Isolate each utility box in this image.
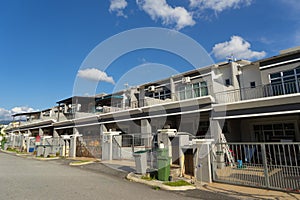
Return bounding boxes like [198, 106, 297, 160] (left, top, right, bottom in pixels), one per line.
[157, 148, 171, 181]
[43, 146, 51, 158]
[133, 150, 148, 174]
[36, 146, 44, 157]
[102, 131, 121, 160]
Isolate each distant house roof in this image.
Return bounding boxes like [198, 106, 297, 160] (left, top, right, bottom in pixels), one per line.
[12, 111, 41, 117]
[12, 108, 51, 117]
[56, 96, 98, 104]
[56, 95, 123, 105]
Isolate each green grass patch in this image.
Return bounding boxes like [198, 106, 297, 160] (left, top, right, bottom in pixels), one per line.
[163, 180, 192, 187]
[152, 186, 160, 190]
[141, 176, 154, 181]
[6, 147, 21, 154]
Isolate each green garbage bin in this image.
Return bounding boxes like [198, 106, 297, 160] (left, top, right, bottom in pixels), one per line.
[157, 148, 171, 181]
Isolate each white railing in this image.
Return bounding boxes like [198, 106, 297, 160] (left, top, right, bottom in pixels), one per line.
[215, 81, 300, 103]
[213, 142, 300, 193]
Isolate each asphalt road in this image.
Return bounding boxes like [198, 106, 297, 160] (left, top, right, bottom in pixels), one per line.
[0, 152, 238, 200]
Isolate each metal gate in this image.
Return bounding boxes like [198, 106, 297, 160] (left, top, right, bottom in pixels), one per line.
[212, 142, 300, 193]
[112, 133, 152, 160]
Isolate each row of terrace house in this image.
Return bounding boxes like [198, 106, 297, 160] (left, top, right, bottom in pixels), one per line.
[4, 46, 300, 189]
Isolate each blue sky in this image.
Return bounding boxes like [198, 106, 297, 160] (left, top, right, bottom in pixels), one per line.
[0, 0, 299, 120]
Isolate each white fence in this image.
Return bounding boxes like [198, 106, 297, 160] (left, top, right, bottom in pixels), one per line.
[212, 142, 300, 193]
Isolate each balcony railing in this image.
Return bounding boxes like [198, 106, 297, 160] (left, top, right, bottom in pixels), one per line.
[215, 81, 300, 103]
[15, 116, 58, 126]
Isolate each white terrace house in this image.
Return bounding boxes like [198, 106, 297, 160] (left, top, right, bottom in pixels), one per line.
[4, 46, 300, 191]
[5, 46, 300, 157]
[213, 46, 300, 143]
[4, 108, 58, 152]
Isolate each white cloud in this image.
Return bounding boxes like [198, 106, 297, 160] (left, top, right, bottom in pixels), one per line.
[136, 0, 195, 30]
[11, 106, 35, 114]
[0, 108, 13, 121]
[280, 0, 300, 11]
[0, 106, 37, 121]
[78, 68, 115, 84]
[212, 35, 266, 60]
[189, 0, 252, 12]
[109, 0, 128, 17]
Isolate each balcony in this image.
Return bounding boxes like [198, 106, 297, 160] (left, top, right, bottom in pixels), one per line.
[140, 97, 173, 107]
[215, 81, 300, 103]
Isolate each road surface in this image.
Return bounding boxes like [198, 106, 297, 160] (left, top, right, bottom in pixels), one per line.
[0, 152, 237, 200]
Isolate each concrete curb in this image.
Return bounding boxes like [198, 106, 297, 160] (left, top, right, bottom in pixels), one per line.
[69, 161, 95, 166]
[33, 157, 60, 161]
[16, 153, 34, 156]
[126, 172, 196, 191]
[0, 149, 17, 154]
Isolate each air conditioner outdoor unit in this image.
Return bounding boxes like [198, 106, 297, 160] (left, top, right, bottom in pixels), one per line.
[157, 129, 178, 137]
[182, 77, 191, 84]
[148, 85, 156, 92]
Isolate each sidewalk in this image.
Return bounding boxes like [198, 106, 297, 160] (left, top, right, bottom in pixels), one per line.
[100, 159, 300, 200]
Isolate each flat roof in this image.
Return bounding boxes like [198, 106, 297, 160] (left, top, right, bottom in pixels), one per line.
[57, 95, 123, 104]
[12, 108, 51, 117]
[56, 96, 98, 104]
[12, 111, 40, 117]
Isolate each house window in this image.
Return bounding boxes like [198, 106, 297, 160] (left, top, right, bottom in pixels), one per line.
[200, 82, 208, 96]
[269, 67, 300, 95]
[225, 79, 231, 86]
[253, 123, 295, 142]
[149, 89, 171, 100]
[250, 81, 256, 88]
[177, 81, 208, 100]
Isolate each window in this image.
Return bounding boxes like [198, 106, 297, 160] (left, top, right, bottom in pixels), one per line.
[186, 84, 193, 99]
[177, 81, 208, 100]
[269, 67, 300, 95]
[253, 123, 295, 142]
[250, 81, 256, 88]
[201, 82, 208, 96]
[225, 79, 231, 86]
[149, 88, 171, 100]
[270, 72, 281, 79]
[193, 83, 200, 97]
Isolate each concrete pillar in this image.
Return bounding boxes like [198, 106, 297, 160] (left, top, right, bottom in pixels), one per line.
[53, 129, 59, 137]
[39, 128, 44, 136]
[52, 129, 60, 155]
[210, 119, 224, 169]
[26, 136, 31, 153]
[100, 124, 107, 138]
[60, 139, 70, 157]
[28, 129, 32, 136]
[69, 136, 76, 158]
[26, 130, 32, 153]
[21, 134, 26, 151]
[170, 77, 176, 101]
[122, 93, 126, 109]
[11, 133, 16, 148]
[209, 118, 222, 143]
[141, 119, 152, 148]
[69, 127, 79, 158]
[195, 140, 214, 184]
[139, 87, 145, 107]
[100, 124, 110, 160]
[64, 104, 68, 113]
